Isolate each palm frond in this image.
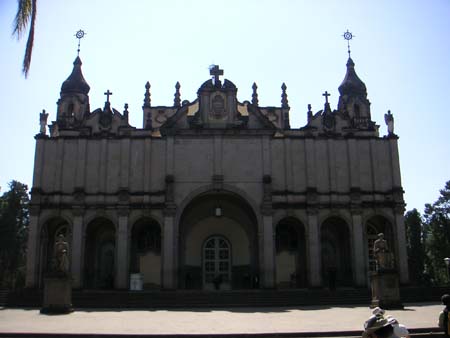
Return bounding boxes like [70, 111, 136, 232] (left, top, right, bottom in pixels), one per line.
[21, 0, 36, 77]
[12, 0, 33, 39]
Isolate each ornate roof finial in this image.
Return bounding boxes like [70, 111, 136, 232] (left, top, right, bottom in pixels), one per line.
[342, 29, 354, 58]
[307, 104, 313, 122]
[322, 91, 331, 113]
[281, 83, 289, 108]
[74, 29, 86, 57]
[174, 81, 181, 107]
[143, 81, 151, 108]
[104, 89, 113, 110]
[123, 103, 129, 120]
[252, 82, 259, 106]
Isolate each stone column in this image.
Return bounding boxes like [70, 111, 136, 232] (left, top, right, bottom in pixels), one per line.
[116, 208, 129, 289]
[351, 209, 366, 286]
[261, 213, 275, 288]
[162, 208, 176, 289]
[394, 206, 409, 284]
[25, 206, 40, 288]
[71, 208, 84, 288]
[307, 209, 321, 287]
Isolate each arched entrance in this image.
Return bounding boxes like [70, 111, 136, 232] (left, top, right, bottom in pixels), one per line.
[130, 218, 162, 289]
[321, 217, 352, 288]
[84, 218, 116, 289]
[179, 191, 258, 290]
[275, 218, 307, 288]
[38, 217, 71, 288]
[366, 216, 394, 272]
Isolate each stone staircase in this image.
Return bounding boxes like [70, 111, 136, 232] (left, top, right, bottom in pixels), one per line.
[7, 288, 370, 308]
[6, 286, 449, 309]
[0, 288, 9, 307]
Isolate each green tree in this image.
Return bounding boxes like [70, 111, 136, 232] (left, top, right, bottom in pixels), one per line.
[12, 0, 37, 77]
[423, 180, 450, 284]
[405, 208, 425, 284]
[0, 181, 29, 288]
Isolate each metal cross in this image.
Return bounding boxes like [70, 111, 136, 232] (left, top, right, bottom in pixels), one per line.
[104, 90, 113, 103]
[209, 65, 224, 84]
[342, 29, 355, 58]
[322, 91, 331, 104]
[74, 29, 86, 56]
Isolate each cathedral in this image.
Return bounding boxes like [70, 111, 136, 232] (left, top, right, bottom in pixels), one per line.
[25, 51, 408, 291]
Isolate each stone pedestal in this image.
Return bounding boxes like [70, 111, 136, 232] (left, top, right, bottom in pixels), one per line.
[370, 270, 403, 309]
[41, 276, 73, 314]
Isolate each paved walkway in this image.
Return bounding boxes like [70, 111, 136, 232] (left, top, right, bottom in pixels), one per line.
[0, 303, 442, 335]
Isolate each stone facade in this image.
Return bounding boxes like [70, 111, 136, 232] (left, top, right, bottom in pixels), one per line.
[26, 58, 408, 291]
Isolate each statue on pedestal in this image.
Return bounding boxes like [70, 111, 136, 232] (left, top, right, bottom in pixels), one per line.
[373, 233, 393, 270]
[53, 234, 69, 274]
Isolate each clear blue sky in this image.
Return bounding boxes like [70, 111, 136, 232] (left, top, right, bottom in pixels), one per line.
[1, 0, 449, 213]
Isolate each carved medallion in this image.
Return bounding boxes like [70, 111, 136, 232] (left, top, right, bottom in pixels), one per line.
[210, 93, 227, 120]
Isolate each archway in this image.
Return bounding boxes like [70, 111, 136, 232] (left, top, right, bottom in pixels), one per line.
[321, 217, 352, 288]
[275, 218, 307, 288]
[38, 217, 71, 288]
[366, 216, 394, 272]
[84, 218, 116, 289]
[130, 218, 162, 289]
[179, 191, 258, 290]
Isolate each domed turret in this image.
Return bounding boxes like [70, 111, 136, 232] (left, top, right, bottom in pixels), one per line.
[60, 56, 90, 95]
[338, 57, 367, 97]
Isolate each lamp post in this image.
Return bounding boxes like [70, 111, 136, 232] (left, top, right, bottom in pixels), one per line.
[444, 257, 450, 283]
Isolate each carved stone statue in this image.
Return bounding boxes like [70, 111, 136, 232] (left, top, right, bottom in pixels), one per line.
[40, 109, 49, 135]
[384, 110, 394, 135]
[53, 234, 69, 274]
[373, 233, 393, 270]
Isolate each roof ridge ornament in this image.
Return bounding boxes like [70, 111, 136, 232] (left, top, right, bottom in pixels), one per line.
[342, 29, 354, 58]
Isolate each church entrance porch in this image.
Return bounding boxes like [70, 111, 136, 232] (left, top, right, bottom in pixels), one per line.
[178, 191, 259, 290]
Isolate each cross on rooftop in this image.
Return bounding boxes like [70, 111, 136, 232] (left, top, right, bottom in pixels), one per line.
[210, 65, 224, 84]
[322, 91, 331, 104]
[104, 90, 113, 103]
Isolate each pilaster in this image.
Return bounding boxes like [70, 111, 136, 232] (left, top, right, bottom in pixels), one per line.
[307, 208, 321, 287]
[25, 206, 40, 288]
[394, 205, 409, 284]
[116, 208, 129, 289]
[162, 207, 176, 289]
[71, 208, 85, 288]
[351, 208, 366, 286]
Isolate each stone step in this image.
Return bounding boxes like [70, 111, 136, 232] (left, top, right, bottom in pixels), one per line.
[0, 288, 9, 307]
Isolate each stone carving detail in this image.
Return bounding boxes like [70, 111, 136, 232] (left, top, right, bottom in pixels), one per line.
[53, 234, 69, 274]
[373, 233, 394, 270]
[210, 94, 226, 120]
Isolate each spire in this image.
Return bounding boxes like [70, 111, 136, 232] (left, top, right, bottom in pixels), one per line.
[281, 83, 289, 108]
[338, 57, 367, 98]
[143, 81, 151, 108]
[60, 56, 90, 95]
[174, 81, 181, 107]
[252, 82, 259, 106]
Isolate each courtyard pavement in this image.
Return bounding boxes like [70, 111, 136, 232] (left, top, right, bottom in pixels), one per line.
[0, 303, 442, 335]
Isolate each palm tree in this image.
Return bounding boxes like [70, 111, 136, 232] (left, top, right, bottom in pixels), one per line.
[12, 0, 37, 78]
